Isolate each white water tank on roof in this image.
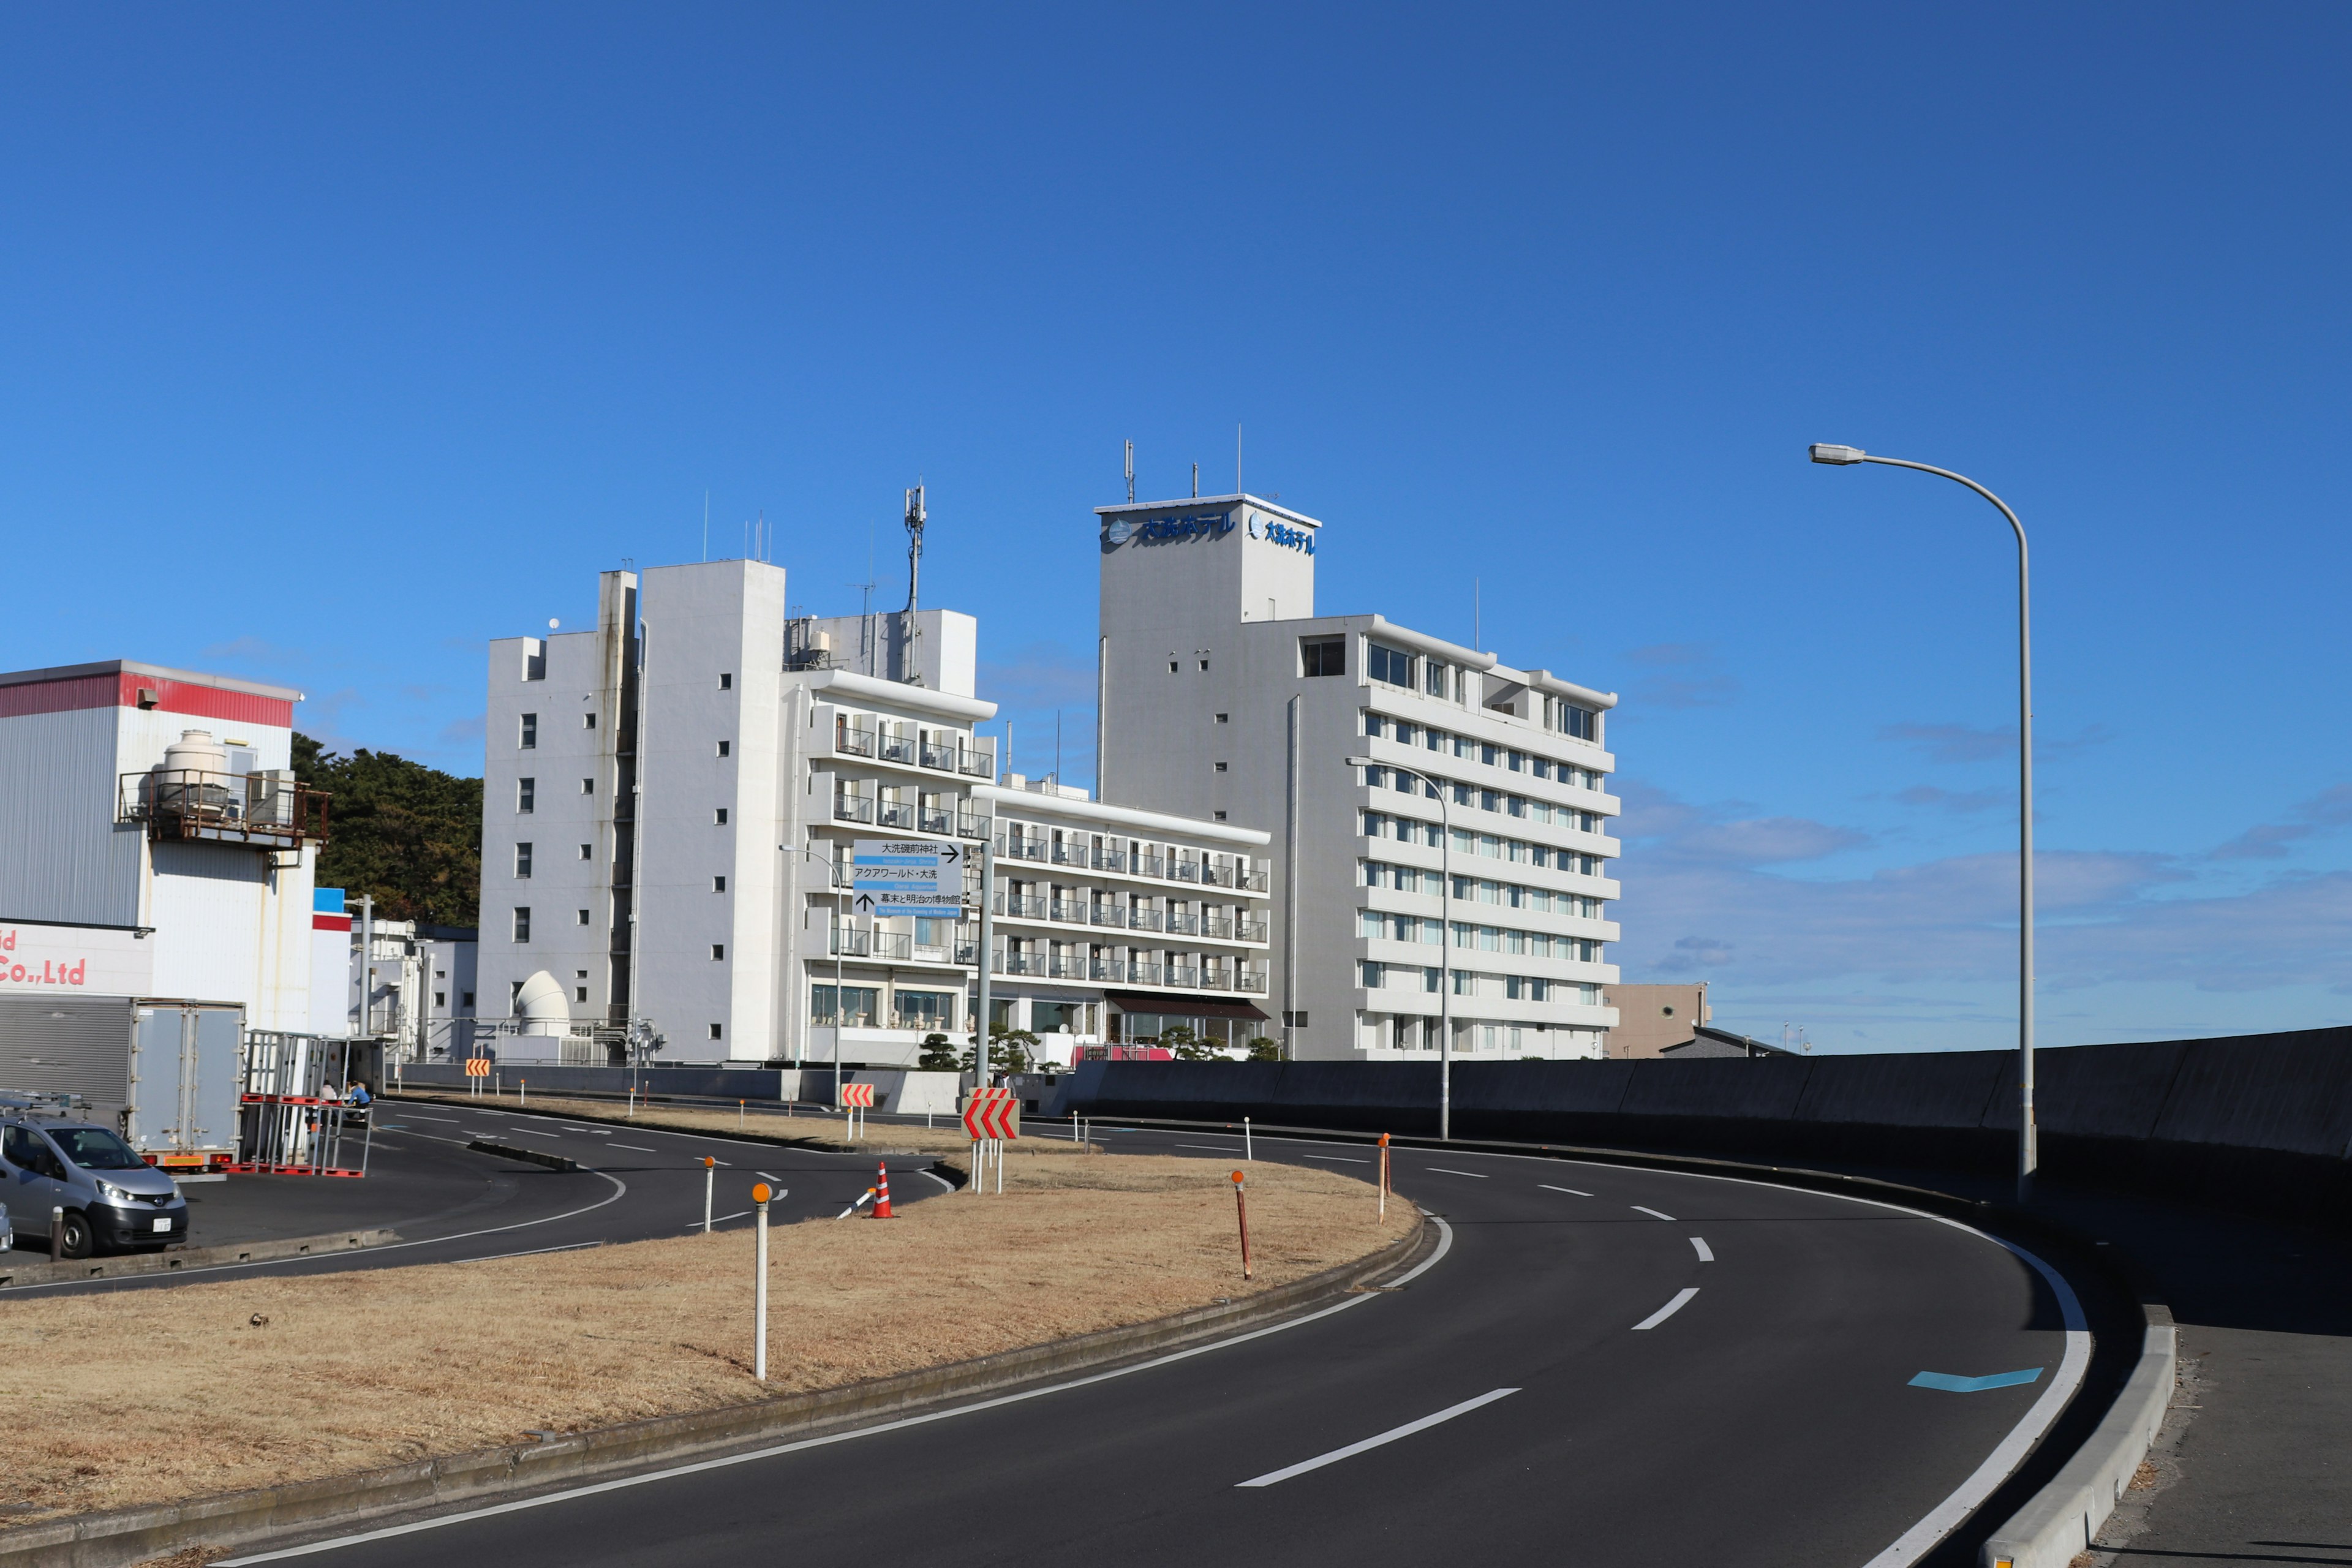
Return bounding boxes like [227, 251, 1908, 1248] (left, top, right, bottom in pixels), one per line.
[515, 970, 571, 1036]
[154, 729, 234, 818]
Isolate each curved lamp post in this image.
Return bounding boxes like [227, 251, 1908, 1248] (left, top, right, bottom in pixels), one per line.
[1808, 443, 2037, 1204]
[1347, 753, 1452, 1140]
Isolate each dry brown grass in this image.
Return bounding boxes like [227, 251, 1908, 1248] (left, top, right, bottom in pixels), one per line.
[0, 1153, 1409, 1524]
[390, 1088, 1095, 1158]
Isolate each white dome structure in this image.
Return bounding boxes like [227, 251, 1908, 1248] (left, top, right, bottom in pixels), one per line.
[514, 970, 571, 1036]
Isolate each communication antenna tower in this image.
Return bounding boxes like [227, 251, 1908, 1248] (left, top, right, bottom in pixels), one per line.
[1124, 439, 1134, 503]
[902, 481, 927, 686]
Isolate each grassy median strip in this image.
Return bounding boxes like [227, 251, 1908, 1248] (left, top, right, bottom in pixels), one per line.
[0, 1153, 1408, 1525]
[388, 1088, 1090, 1159]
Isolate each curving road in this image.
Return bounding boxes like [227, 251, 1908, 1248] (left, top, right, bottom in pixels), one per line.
[217, 1124, 2089, 1568]
[3, 1101, 943, 1298]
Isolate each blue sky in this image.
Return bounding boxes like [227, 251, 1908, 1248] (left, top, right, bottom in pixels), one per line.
[4, 4, 2346, 1051]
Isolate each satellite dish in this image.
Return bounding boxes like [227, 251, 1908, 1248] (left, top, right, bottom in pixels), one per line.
[548, 619, 560, 630]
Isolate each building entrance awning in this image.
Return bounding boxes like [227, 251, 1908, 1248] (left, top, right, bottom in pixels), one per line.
[1102, 990, 1270, 1022]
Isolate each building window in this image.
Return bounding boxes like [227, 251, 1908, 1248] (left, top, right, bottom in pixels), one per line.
[718, 673, 732, 690]
[714, 807, 729, 825]
[1169, 657, 1180, 673]
[1213, 810, 1227, 820]
[1215, 713, 1229, 723]
[1199, 657, 1210, 671]
[1300, 637, 1344, 677]
[512, 907, 531, 941]
[519, 714, 537, 748]
[1359, 960, 1384, 989]
[712, 875, 727, 892]
[711, 944, 725, 960]
[514, 842, 533, 877]
[1368, 643, 1412, 687]
[583, 712, 597, 729]
[576, 986, 589, 1002]
[1425, 661, 1449, 698]
[580, 777, 594, 795]
[576, 909, 590, 925]
[1556, 702, 1598, 741]
[462, 990, 475, 1008]
[709, 1022, 723, 1040]
[812, 985, 878, 1026]
[579, 843, 593, 859]
[1214, 761, 1227, 772]
[434, 990, 446, 1008]
[717, 740, 731, 757]
[517, 777, 535, 813]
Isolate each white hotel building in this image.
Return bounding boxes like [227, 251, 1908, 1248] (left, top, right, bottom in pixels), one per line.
[1093, 494, 1622, 1061]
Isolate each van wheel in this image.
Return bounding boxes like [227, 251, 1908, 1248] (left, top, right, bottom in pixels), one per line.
[56, 1210, 93, 1261]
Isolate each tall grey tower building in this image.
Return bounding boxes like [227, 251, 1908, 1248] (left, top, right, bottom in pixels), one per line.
[1094, 494, 1623, 1061]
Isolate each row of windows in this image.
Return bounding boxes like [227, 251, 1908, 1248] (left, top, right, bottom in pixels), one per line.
[1360, 768, 1611, 830]
[514, 712, 600, 748]
[511, 842, 605, 876]
[810, 984, 957, 1030]
[1362, 712, 1607, 786]
[1357, 911, 1607, 957]
[510, 907, 594, 941]
[1362, 810, 1606, 862]
[1356, 962, 1603, 1002]
[1362, 859, 1607, 905]
[1366, 1014, 1598, 1053]
[512, 777, 600, 811]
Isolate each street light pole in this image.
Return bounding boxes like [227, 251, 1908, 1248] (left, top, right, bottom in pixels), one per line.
[1809, 444, 2036, 1202]
[1348, 753, 1451, 1140]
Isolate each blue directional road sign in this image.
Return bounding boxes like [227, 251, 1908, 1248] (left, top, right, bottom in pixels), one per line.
[850, 839, 965, 918]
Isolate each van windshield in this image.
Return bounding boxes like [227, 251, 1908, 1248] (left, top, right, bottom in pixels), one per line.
[50, 1128, 148, 1171]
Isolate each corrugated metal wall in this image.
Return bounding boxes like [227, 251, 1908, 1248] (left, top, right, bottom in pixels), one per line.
[0, 995, 135, 1109]
[0, 707, 143, 925]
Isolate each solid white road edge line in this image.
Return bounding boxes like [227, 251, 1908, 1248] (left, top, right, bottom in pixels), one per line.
[1631, 1287, 1700, 1330]
[0, 1171, 631, 1295]
[1689, 1237, 1713, 1262]
[214, 1215, 1457, 1565]
[1235, 1388, 1521, 1488]
[1857, 1239, 2090, 1567]
[919, 1169, 955, 1189]
[1631, 1205, 1676, 1221]
[1239, 1133, 2095, 1568]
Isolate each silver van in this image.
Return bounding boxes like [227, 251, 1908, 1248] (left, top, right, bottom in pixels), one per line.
[0, 1117, 188, 1259]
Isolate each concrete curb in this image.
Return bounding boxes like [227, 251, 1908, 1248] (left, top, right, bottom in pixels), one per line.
[0, 1212, 1428, 1568]
[464, 1140, 579, 1173]
[0, 1228, 401, 1291]
[1978, 1305, 2177, 1568]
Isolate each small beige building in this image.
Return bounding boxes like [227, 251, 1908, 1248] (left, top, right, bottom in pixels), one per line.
[1600, 982, 1711, 1058]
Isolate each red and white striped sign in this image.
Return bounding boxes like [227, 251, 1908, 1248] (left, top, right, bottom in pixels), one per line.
[962, 1087, 1019, 1140]
[841, 1082, 876, 1109]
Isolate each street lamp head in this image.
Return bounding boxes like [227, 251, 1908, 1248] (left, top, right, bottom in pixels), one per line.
[1343, 755, 1375, 770]
[1809, 443, 1868, 465]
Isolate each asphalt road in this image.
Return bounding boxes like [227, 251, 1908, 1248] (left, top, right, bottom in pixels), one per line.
[2, 1103, 943, 1298]
[221, 1125, 2090, 1568]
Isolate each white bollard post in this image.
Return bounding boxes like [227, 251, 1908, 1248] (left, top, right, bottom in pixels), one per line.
[1245, 1116, 1253, 1163]
[703, 1156, 715, 1234]
[752, 1182, 774, 1382]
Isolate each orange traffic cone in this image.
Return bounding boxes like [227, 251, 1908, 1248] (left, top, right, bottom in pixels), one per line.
[870, 1161, 896, 1218]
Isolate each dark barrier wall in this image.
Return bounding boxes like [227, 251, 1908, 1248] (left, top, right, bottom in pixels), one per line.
[1063, 1027, 2352, 1219]
[396, 1063, 793, 1101]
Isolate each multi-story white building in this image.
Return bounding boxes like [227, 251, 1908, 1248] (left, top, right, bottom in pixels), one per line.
[974, 775, 1273, 1055]
[477, 558, 1280, 1069]
[1093, 494, 1623, 1061]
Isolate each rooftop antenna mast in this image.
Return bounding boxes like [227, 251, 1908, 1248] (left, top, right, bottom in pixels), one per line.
[1124, 440, 1134, 503]
[902, 481, 927, 686]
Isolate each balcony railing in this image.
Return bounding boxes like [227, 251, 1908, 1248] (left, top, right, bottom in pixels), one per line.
[120, 769, 330, 850]
[832, 790, 876, 825]
[988, 836, 1269, 894]
[833, 791, 991, 841]
[995, 893, 1048, 920]
[835, 720, 996, 779]
[829, 925, 978, 965]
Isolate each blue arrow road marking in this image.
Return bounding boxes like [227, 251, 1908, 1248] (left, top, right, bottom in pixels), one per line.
[1909, 1368, 2044, 1393]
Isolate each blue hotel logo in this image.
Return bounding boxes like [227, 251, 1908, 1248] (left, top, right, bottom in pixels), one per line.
[1105, 510, 1314, 555]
